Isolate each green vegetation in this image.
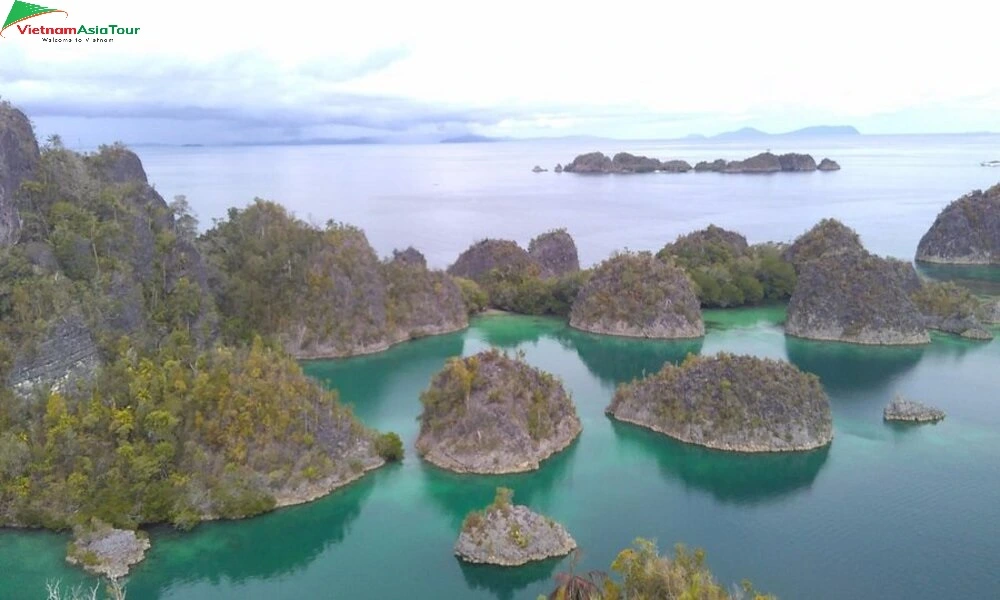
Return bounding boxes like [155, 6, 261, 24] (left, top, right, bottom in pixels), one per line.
[461, 486, 513, 533]
[455, 276, 489, 315]
[545, 538, 775, 600]
[374, 432, 404, 462]
[484, 269, 590, 316]
[0, 130, 393, 539]
[657, 226, 796, 308]
[911, 281, 980, 319]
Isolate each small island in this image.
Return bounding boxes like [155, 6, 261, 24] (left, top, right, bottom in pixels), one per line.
[784, 219, 930, 345]
[559, 151, 840, 175]
[915, 183, 1000, 265]
[415, 349, 581, 474]
[570, 251, 704, 339]
[528, 228, 580, 278]
[912, 281, 993, 340]
[883, 396, 945, 423]
[607, 353, 833, 452]
[66, 521, 150, 579]
[818, 158, 841, 171]
[455, 487, 577, 566]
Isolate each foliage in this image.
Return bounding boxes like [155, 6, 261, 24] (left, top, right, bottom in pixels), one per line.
[657, 227, 796, 308]
[546, 538, 775, 600]
[911, 281, 980, 319]
[374, 432, 404, 462]
[485, 269, 590, 316]
[455, 277, 489, 315]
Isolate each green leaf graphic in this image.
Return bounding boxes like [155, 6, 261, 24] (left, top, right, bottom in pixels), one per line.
[2, 0, 68, 35]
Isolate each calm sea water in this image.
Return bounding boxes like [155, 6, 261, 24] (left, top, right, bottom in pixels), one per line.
[2, 138, 998, 599]
[137, 135, 1000, 268]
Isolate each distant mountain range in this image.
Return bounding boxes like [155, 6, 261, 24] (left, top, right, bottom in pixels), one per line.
[701, 125, 861, 141]
[439, 134, 506, 144]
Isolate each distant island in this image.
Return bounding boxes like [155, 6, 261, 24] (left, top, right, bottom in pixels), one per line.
[439, 134, 504, 144]
[559, 151, 840, 174]
[708, 125, 861, 141]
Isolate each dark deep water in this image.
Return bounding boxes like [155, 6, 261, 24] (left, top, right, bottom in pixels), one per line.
[5, 310, 999, 599]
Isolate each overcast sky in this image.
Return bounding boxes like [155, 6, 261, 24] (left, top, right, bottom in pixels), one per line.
[2, 0, 998, 145]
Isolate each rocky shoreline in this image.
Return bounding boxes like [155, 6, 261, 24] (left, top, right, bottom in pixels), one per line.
[883, 397, 946, 423]
[607, 354, 834, 453]
[66, 524, 151, 580]
[455, 488, 576, 566]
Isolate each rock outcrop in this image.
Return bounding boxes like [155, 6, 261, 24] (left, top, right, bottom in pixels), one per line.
[783, 218, 865, 270]
[883, 396, 945, 423]
[570, 251, 704, 339]
[694, 159, 727, 172]
[0, 102, 39, 247]
[447, 238, 538, 283]
[528, 229, 580, 278]
[724, 152, 782, 173]
[532, 165, 547, 173]
[817, 158, 841, 171]
[455, 488, 576, 566]
[416, 349, 581, 474]
[554, 163, 563, 173]
[786, 250, 930, 345]
[607, 353, 833, 452]
[561, 152, 691, 174]
[382, 248, 469, 345]
[911, 281, 993, 340]
[8, 314, 100, 394]
[915, 184, 1000, 265]
[978, 298, 1000, 324]
[66, 522, 150, 579]
[777, 153, 818, 171]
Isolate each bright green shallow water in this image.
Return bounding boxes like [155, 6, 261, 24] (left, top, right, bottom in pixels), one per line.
[3, 309, 999, 599]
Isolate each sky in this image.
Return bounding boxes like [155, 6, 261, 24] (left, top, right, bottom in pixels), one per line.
[1, 0, 998, 145]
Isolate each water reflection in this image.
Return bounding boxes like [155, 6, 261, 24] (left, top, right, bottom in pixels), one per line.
[458, 557, 562, 600]
[611, 421, 830, 505]
[471, 314, 559, 349]
[418, 440, 580, 530]
[916, 263, 1000, 295]
[561, 329, 703, 385]
[784, 336, 926, 395]
[129, 467, 382, 596]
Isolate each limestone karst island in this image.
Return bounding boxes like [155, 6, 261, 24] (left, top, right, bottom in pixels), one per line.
[2, 8, 999, 598]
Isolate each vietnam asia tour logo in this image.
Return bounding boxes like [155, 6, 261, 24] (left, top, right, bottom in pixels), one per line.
[1, 0, 140, 40]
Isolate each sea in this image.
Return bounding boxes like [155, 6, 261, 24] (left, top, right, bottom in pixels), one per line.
[2, 135, 998, 599]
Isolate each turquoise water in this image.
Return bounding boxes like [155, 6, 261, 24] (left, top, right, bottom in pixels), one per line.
[5, 310, 998, 599]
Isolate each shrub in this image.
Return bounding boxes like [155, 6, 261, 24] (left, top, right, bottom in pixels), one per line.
[375, 432, 404, 462]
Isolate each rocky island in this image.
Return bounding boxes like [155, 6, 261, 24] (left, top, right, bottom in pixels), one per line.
[818, 158, 841, 171]
[561, 151, 692, 174]
[528, 228, 580, 277]
[911, 281, 994, 340]
[694, 152, 837, 174]
[559, 151, 839, 175]
[915, 183, 1000, 264]
[0, 100, 402, 576]
[883, 396, 946, 423]
[607, 353, 833, 452]
[455, 487, 576, 566]
[569, 251, 704, 338]
[66, 521, 150, 579]
[415, 349, 581, 473]
[784, 219, 930, 345]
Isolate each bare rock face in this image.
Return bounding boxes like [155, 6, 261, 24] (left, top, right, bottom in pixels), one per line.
[416, 349, 581, 474]
[570, 251, 704, 339]
[883, 396, 945, 423]
[611, 152, 662, 173]
[818, 158, 841, 171]
[777, 153, 818, 171]
[85, 143, 149, 185]
[67, 522, 150, 579]
[554, 163, 563, 173]
[447, 239, 538, 283]
[562, 151, 613, 173]
[978, 298, 1000, 324]
[528, 229, 580, 278]
[786, 250, 930, 345]
[455, 489, 576, 566]
[8, 314, 101, 394]
[915, 184, 1000, 265]
[783, 218, 865, 270]
[885, 258, 924, 295]
[608, 353, 833, 452]
[0, 102, 40, 247]
[392, 246, 427, 269]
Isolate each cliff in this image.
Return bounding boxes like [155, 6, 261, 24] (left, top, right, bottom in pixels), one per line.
[786, 250, 930, 345]
[202, 201, 467, 358]
[415, 349, 581, 474]
[446, 238, 538, 283]
[570, 251, 704, 338]
[528, 228, 580, 278]
[0, 102, 39, 247]
[455, 488, 576, 566]
[607, 353, 833, 452]
[783, 218, 865, 270]
[915, 184, 1000, 265]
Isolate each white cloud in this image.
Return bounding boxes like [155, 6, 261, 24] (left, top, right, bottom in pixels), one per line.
[2, 0, 998, 141]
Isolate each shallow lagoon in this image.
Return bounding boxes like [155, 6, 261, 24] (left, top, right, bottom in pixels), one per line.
[5, 309, 998, 599]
